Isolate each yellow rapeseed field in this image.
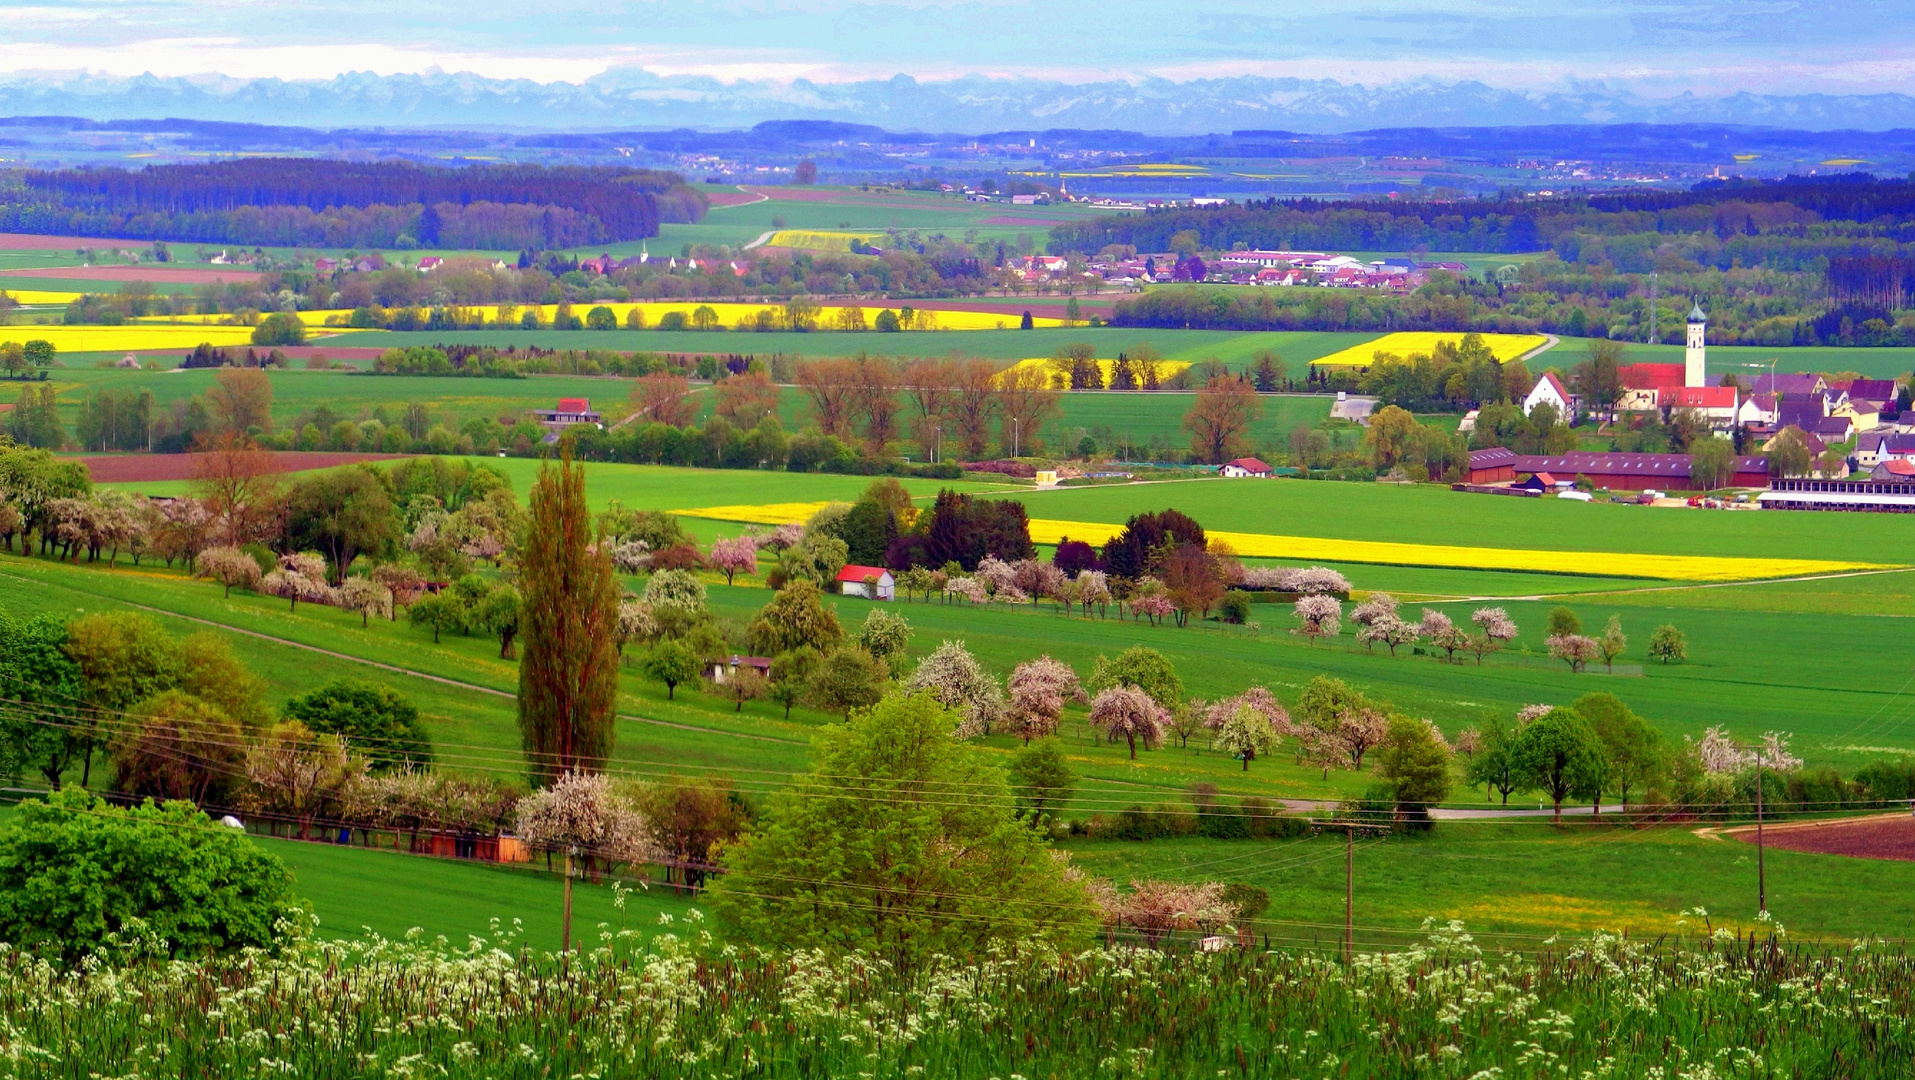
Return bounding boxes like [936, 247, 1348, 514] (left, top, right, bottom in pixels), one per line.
[0, 290, 83, 305]
[151, 302, 1063, 332]
[1024, 518, 1890, 582]
[1311, 331, 1549, 368]
[763, 230, 886, 251]
[0, 323, 298, 352]
[1002, 356, 1193, 386]
[673, 502, 833, 526]
[668, 503, 1893, 582]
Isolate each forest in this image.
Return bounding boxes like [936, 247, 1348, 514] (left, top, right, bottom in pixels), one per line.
[0, 160, 708, 248]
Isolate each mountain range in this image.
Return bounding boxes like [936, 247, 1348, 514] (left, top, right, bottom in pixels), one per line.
[7, 68, 1915, 135]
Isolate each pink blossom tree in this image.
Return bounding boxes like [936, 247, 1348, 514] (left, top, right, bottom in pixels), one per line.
[1546, 633, 1601, 673]
[708, 535, 760, 585]
[1090, 685, 1169, 759]
[1006, 655, 1086, 743]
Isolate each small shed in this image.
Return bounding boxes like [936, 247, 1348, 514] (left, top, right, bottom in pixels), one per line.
[835, 565, 896, 600]
[708, 654, 772, 684]
[1220, 457, 1272, 478]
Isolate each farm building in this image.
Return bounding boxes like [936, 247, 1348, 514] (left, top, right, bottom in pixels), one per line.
[1466, 447, 1517, 484]
[835, 565, 896, 600]
[531, 398, 602, 432]
[1760, 475, 1915, 512]
[708, 654, 772, 683]
[1512, 451, 1770, 491]
[1220, 457, 1272, 477]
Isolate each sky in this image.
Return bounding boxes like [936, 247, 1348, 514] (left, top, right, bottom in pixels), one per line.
[2, 0, 1913, 97]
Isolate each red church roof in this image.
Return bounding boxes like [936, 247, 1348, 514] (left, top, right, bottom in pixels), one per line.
[1618, 363, 1686, 391]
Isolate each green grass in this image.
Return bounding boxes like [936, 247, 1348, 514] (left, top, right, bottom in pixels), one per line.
[1540, 337, 1915, 380]
[1064, 822, 1915, 944]
[259, 833, 695, 950]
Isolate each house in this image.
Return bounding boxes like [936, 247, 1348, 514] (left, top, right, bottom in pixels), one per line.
[1775, 393, 1828, 433]
[1856, 431, 1893, 469]
[707, 654, 771, 684]
[1662, 385, 1739, 428]
[1221, 457, 1272, 478]
[1847, 378, 1899, 403]
[1465, 447, 1517, 484]
[1522, 372, 1577, 418]
[1514, 471, 1566, 492]
[1745, 372, 1827, 397]
[1511, 451, 1770, 491]
[416, 257, 443, 272]
[1762, 424, 1825, 454]
[530, 397, 602, 430]
[314, 257, 339, 274]
[1736, 392, 1778, 430]
[1835, 397, 1883, 432]
[1897, 411, 1915, 433]
[835, 565, 896, 600]
[1813, 416, 1854, 443]
[1871, 459, 1915, 481]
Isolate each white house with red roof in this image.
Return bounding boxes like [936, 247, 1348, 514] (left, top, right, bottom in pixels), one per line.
[835, 565, 896, 600]
[1522, 372, 1577, 418]
[1616, 362, 1685, 412]
[1664, 385, 1739, 429]
[1220, 457, 1272, 477]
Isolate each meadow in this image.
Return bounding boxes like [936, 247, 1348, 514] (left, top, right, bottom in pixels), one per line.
[9, 449, 1915, 952]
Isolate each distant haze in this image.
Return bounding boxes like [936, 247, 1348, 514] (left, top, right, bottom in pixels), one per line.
[6, 70, 1915, 135]
[4, 0, 1915, 134]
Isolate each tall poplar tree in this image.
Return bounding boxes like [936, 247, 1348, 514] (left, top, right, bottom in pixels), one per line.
[518, 444, 620, 784]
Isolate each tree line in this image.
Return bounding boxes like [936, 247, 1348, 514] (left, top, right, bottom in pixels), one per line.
[0, 160, 709, 248]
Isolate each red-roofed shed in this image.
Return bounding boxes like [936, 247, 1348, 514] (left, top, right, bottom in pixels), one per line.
[834, 564, 896, 600]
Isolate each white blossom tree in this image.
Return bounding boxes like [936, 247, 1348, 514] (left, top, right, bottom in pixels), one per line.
[514, 771, 661, 952]
[1468, 607, 1519, 664]
[338, 577, 395, 627]
[1090, 685, 1169, 760]
[1292, 594, 1341, 644]
[195, 545, 262, 598]
[905, 640, 1005, 738]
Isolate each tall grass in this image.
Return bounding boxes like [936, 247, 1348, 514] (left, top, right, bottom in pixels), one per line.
[4, 915, 1910, 1077]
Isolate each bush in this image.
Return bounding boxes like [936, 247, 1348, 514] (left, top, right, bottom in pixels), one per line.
[0, 787, 304, 961]
[281, 679, 432, 772]
[1856, 757, 1915, 802]
[1219, 590, 1253, 624]
[251, 312, 307, 346]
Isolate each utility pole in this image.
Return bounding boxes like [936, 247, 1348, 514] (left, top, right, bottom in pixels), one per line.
[1756, 749, 1767, 914]
[1344, 824, 1355, 964]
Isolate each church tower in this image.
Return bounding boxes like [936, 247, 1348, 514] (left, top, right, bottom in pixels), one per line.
[1685, 300, 1707, 388]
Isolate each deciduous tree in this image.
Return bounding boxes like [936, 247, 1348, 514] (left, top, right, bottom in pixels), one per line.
[1183, 374, 1263, 462]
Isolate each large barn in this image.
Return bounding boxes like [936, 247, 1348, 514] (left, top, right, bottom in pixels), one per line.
[1511, 451, 1769, 491]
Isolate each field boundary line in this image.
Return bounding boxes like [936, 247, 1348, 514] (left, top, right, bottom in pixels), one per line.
[0, 574, 803, 746]
[708, 185, 770, 209]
